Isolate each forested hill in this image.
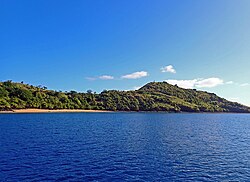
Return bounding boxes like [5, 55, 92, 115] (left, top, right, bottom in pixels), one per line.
[0, 80, 249, 113]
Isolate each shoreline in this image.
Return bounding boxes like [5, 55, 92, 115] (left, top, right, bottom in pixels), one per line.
[0, 109, 249, 114]
[0, 109, 112, 114]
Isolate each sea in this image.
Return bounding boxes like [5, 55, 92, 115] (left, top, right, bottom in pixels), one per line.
[0, 113, 250, 181]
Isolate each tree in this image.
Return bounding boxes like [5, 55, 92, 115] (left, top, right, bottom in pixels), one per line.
[87, 90, 92, 94]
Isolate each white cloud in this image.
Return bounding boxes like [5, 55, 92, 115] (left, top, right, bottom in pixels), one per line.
[85, 77, 96, 81]
[225, 81, 234, 84]
[165, 77, 224, 89]
[121, 71, 148, 79]
[133, 86, 142, 90]
[99, 75, 114, 80]
[166, 79, 198, 89]
[228, 97, 239, 102]
[240, 83, 249, 87]
[86, 75, 114, 80]
[195, 78, 224, 88]
[161, 65, 176, 73]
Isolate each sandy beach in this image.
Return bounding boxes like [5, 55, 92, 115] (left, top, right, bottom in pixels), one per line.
[0, 109, 112, 113]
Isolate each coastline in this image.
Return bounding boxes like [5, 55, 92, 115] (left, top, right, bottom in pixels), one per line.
[0, 109, 249, 114]
[0, 109, 112, 114]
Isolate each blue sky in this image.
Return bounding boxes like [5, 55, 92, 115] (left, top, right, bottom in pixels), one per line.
[1, 0, 250, 106]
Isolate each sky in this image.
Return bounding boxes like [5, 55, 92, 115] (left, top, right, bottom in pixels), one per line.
[1, 0, 250, 106]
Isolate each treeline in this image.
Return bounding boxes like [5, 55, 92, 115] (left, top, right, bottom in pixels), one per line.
[0, 80, 249, 113]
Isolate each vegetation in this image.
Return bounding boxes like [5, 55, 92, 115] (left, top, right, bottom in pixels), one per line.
[0, 80, 249, 113]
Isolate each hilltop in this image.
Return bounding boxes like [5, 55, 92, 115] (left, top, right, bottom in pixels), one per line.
[0, 80, 249, 113]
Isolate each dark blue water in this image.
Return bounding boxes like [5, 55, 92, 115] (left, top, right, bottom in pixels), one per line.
[0, 113, 250, 181]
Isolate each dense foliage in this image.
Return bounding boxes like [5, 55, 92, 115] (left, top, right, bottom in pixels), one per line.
[0, 81, 249, 113]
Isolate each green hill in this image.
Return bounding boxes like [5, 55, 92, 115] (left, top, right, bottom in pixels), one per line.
[0, 80, 249, 113]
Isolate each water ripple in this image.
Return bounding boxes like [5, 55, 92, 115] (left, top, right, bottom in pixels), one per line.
[0, 113, 250, 181]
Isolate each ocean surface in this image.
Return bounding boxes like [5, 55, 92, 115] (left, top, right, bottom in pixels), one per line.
[0, 113, 250, 181]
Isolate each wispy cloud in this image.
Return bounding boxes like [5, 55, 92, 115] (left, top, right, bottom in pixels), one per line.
[165, 77, 224, 89]
[228, 97, 239, 102]
[86, 75, 114, 81]
[161, 65, 176, 73]
[121, 71, 148, 79]
[225, 81, 234, 84]
[240, 83, 249, 87]
[166, 79, 197, 89]
[224, 81, 249, 87]
[133, 86, 143, 90]
[223, 81, 249, 87]
[99, 75, 114, 80]
[195, 78, 224, 88]
[85, 77, 97, 81]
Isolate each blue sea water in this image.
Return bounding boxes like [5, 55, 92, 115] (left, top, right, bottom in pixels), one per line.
[0, 113, 250, 181]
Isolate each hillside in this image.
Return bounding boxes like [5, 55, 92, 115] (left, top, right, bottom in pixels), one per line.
[0, 80, 249, 113]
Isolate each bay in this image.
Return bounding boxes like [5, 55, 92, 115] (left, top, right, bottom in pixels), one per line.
[1, 113, 250, 181]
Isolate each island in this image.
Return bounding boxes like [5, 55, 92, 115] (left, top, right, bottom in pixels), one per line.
[0, 80, 249, 113]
